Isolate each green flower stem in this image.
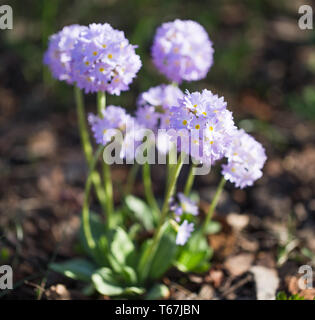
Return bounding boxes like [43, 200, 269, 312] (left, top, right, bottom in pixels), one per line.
[82, 146, 104, 251]
[74, 86, 107, 214]
[97, 91, 106, 114]
[184, 164, 197, 196]
[202, 177, 226, 235]
[124, 163, 140, 197]
[139, 154, 184, 282]
[97, 91, 114, 228]
[143, 162, 160, 216]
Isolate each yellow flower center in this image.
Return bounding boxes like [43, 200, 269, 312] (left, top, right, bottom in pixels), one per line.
[202, 112, 207, 116]
[210, 140, 214, 145]
[93, 51, 98, 56]
[108, 54, 113, 59]
[231, 167, 236, 172]
[193, 104, 197, 108]
[85, 61, 90, 66]
[102, 44, 107, 48]
[182, 120, 187, 126]
[195, 124, 200, 129]
[209, 126, 213, 131]
[99, 67, 105, 72]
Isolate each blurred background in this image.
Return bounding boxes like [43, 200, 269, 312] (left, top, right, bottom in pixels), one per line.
[0, 0, 314, 299]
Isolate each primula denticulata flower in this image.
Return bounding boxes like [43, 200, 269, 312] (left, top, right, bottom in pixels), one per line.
[152, 19, 214, 83]
[136, 84, 184, 154]
[221, 129, 267, 189]
[44, 25, 86, 83]
[178, 193, 198, 216]
[168, 89, 237, 166]
[176, 220, 194, 246]
[88, 106, 148, 162]
[136, 84, 184, 131]
[73, 23, 142, 94]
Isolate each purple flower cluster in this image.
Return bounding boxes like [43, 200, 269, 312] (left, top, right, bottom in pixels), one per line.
[222, 129, 267, 189]
[44, 25, 86, 83]
[88, 106, 146, 162]
[177, 193, 198, 216]
[71, 23, 141, 95]
[152, 20, 214, 83]
[171, 193, 198, 245]
[176, 220, 194, 246]
[44, 23, 141, 95]
[169, 89, 236, 166]
[136, 84, 184, 131]
[88, 106, 131, 145]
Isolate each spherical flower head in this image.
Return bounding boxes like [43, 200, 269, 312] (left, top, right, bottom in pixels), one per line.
[136, 84, 183, 132]
[89, 107, 146, 162]
[137, 84, 184, 111]
[71, 23, 141, 95]
[88, 105, 129, 145]
[152, 19, 214, 83]
[176, 220, 194, 246]
[178, 193, 198, 216]
[135, 105, 160, 131]
[222, 129, 267, 189]
[44, 25, 86, 83]
[169, 89, 237, 165]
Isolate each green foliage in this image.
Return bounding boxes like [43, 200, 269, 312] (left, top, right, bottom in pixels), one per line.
[50, 259, 96, 282]
[147, 226, 177, 280]
[175, 230, 213, 273]
[125, 195, 155, 230]
[92, 268, 144, 296]
[146, 283, 170, 300]
[276, 291, 306, 300]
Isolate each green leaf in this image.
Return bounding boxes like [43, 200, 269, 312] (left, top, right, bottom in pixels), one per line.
[146, 283, 170, 300]
[121, 266, 138, 285]
[128, 223, 142, 240]
[175, 250, 211, 272]
[92, 268, 125, 296]
[49, 258, 96, 282]
[174, 229, 213, 273]
[110, 227, 135, 265]
[79, 211, 105, 258]
[123, 287, 145, 295]
[148, 228, 177, 280]
[125, 195, 154, 230]
[92, 268, 144, 297]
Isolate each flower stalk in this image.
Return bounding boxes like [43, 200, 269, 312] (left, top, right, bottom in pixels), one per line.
[143, 162, 160, 216]
[82, 146, 104, 251]
[202, 177, 226, 235]
[139, 153, 184, 282]
[74, 86, 107, 214]
[184, 164, 197, 196]
[97, 91, 114, 228]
